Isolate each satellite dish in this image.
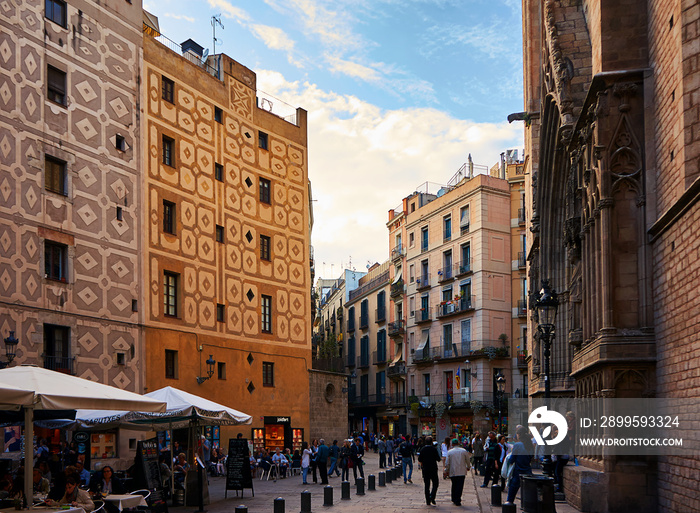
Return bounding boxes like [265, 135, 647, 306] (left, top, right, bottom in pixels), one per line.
[202, 48, 209, 60]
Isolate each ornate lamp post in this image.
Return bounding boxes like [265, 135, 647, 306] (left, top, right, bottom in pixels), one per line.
[496, 372, 506, 434]
[196, 354, 216, 384]
[535, 279, 559, 477]
[0, 331, 19, 369]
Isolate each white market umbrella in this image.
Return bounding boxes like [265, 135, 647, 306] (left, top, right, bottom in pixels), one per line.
[0, 365, 167, 509]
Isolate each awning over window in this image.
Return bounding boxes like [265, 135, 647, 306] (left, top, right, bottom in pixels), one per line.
[460, 207, 470, 226]
[143, 10, 161, 37]
[392, 269, 403, 284]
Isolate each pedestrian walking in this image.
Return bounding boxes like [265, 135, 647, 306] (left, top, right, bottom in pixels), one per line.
[398, 437, 414, 484]
[350, 437, 365, 482]
[505, 425, 533, 504]
[310, 439, 319, 483]
[327, 440, 341, 477]
[418, 436, 441, 506]
[386, 436, 395, 466]
[301, 441, 312, 485]
[472, 432, 484, 475]
[339, 440, 352, 482]
[317, 439, 330, 485]
[480, 431, 502, 488]
[378, 436, 387, 468]
[444, 438, 471, 506]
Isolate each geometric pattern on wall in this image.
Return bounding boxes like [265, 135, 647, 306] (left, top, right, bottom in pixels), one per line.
[146, 58, 308, 345]
[0, 3, 141, 390]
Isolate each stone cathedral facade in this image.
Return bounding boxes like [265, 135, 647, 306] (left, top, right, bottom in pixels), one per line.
[521, 0, 700, 512]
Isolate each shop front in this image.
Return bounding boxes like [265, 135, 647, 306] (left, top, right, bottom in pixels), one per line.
[419, 416, 435, 438]
[252, 416, 303, 455]
[448, 415, 473, 438]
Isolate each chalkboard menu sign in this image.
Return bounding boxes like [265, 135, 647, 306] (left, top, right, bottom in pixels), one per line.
[135, 439, 163, 491]
[225, 438, 254, 498]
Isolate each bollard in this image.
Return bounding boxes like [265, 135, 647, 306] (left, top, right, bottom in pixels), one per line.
[386, 468, 393, 483]
[378, 471, 386, 487]
[367, 474, 375, 491]
[234, 506, 247, 513]
[396, 464, 403, 477]
[301, 490, 312, 513]
[341, 481, 351, 500]
[491, 484, 502, 506]
[356, 477, 365, 496]
[273, 497, 285, 513]
[323, 485, 333, 507]
[502, 502, 517, 513]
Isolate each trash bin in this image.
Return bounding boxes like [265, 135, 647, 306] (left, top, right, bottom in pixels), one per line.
[520, 475, 555, 513]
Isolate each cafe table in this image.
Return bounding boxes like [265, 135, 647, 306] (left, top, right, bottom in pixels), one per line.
[103, 495, 147, 512]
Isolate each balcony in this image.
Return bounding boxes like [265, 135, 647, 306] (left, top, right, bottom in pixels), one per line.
[416, 307, 432, 324]
[373, 350, 387, 365]
[387, 362, 406, 379]
[468, 345, 510, 360]
[391, 245, 405, 262]
[411, 348, 432, 364]
[518, 207, 526, 225]
[517, 299, 527, 317]
[346, 353, 356, 368]
[330, 312, 336, 326]
[357, 354, 370, 369]
[518, 251, 526, 269]
[337, 307, 343, 320]
[312, 356, 345, 373]
[517, 350, 528, 369]
[347, 317, 355, 332]
[375, 307, 386, 324]
[349, 392, 387, 407]
[456, 259, 471, 276]
[437, 264, 454, 283]
[416, 274, 431, 291]
[389, 391, 406, 406]
[388, 319, 405, 337]
[427, 341, 471, 361]
[390, 279, 405, 298]
[460, 222, 470, 235]
[436, 296, 475, 318]
[43, 355, 75, 375]
[359, 314, 369, 330]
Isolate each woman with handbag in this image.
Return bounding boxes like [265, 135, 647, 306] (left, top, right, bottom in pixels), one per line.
[504, 425, 533, 505]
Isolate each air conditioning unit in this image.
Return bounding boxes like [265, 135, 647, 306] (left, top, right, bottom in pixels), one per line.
[459, 387, 471, 402]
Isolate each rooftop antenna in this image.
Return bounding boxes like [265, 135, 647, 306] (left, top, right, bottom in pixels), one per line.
[211, 14, 224, 56]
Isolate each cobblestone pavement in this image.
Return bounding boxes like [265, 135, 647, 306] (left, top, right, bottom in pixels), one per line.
[172, 452, 581, 513]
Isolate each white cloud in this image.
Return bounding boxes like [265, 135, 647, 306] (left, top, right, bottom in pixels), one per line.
[163, 13, 196, 23]
[206, 0, 250, 23]
[251, 25, 295, 52]
[256, 69, 523, 277]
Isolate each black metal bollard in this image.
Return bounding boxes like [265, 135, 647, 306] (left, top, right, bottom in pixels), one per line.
[378, 471, 386, 487]
[502, 502, 517, 513]
[368, 474, 375, 491]
[356, 477, 365, 496]
[396, 464, 403, 477]
[491, 484, 502, 506]
[234, 506, 247, 513]
[301, 490, 312, 513]
[273, 498, 285, 513]
[341, 481, 351, 500]
[323, 485, 333, 507]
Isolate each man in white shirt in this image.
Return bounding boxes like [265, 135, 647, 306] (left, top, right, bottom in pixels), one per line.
[444, 438, 471, 506]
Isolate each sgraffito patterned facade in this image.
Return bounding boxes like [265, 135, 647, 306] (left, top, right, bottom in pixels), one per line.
[0, 1, 143, 389]
[142, 36, 311, 440]
[522, 0, 700, 511]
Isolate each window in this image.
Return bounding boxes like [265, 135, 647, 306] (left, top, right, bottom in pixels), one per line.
[162, 135, 174, 166]
[443, 215, 452, 242]
[116, 353, 126, 365]
[217, 362, 226, 379]
[442, 286, 453, 303]
[259, 177, 271, 204]
[47, 65, 66, 105]
[424, 373, 430, 396]
[216, 303, 225, 322]
[409, 264, 415, 283]
[260, 235, 271, 261]
[460, 205, 470, 234]
[45, 0, 66, 27]
[409, 296, 415, 318]
[45, 155, 66, 195]
[215, 163, 223, 181]
[409, 232, 415, 248]
[164, 271, 178, 317]
[163, 200, 176, 234]
[44, 324, 70, 373]
[116, 134, 126, 152]
[162, 76, 174, 103]
[258, 131, 268, 150]
[216, 225, 224, 243]
[214, 106, 223, 123]
[45, 240, 67, 281]
[460, 243, 471, 273]
[116, 206, 123, 221]
[421, 259, 429, 281]
[376, 291, 386, 321]
[165, 349, 178, 379]
[262, 362, 274, 386]
[421, 226, 429, 252]
[261, 295, 272, 333]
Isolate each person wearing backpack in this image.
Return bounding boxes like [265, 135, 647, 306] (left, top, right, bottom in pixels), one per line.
[399, 437, 414, 484]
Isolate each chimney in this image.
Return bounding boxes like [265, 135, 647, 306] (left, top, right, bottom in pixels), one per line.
[468, 154, 474, 179]
[500, 152, 506, 179]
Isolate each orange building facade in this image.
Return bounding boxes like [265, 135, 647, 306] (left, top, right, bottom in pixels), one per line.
[142, 34, 311, 452]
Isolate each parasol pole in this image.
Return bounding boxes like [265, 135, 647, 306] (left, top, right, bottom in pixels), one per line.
[24, 405, 34, 510]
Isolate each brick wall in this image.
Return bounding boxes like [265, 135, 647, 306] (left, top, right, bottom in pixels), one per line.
[653, 201, 700, 513]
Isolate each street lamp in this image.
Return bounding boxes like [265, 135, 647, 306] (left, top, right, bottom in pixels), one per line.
[496, 372, 506, 434]
[0, 331, 19, 369]
[535, 279, 559, 476]
[196, 354, 216, 384]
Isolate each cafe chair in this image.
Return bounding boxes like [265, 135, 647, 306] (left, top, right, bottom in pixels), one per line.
[93, 500, 105, 513]
[290, 461, 302, 476]
[129, 489, 151, 500]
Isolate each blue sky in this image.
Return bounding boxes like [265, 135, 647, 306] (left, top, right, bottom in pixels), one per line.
[145, 0, 525, 278]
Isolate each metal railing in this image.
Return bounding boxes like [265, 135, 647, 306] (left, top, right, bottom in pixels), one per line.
[389, 391, 406, 405]
[456, 260, 471, 276]
[517, 350, 528, 369]
[357, 354, 370, 368]
[346, 353, 356, 368]
[416, 307, 432, 323]
[460, 222, 470, 235]
[312, 357, 345, 373]
[437, 265, 454, 282]
[518, 207, 526, 224]
[436, 297, 475, 318]
[375, 308, 386, 323]
[391, 245, 405, 261]
[359, 314, 369, 329]
[347, 316, 355, 332]
[517, 299, 527, 317]
[373, 350, 387, 365]
[349, 393, 387, 406]
[388, 319, 405, 337]
[43, 355, 75, 375]
[348, 270, 390, 302]
[518, 251, 526, 268]
[390, 279, 405, 298]
[416, 274, 431, 290]
[387, 362, 406, 378]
